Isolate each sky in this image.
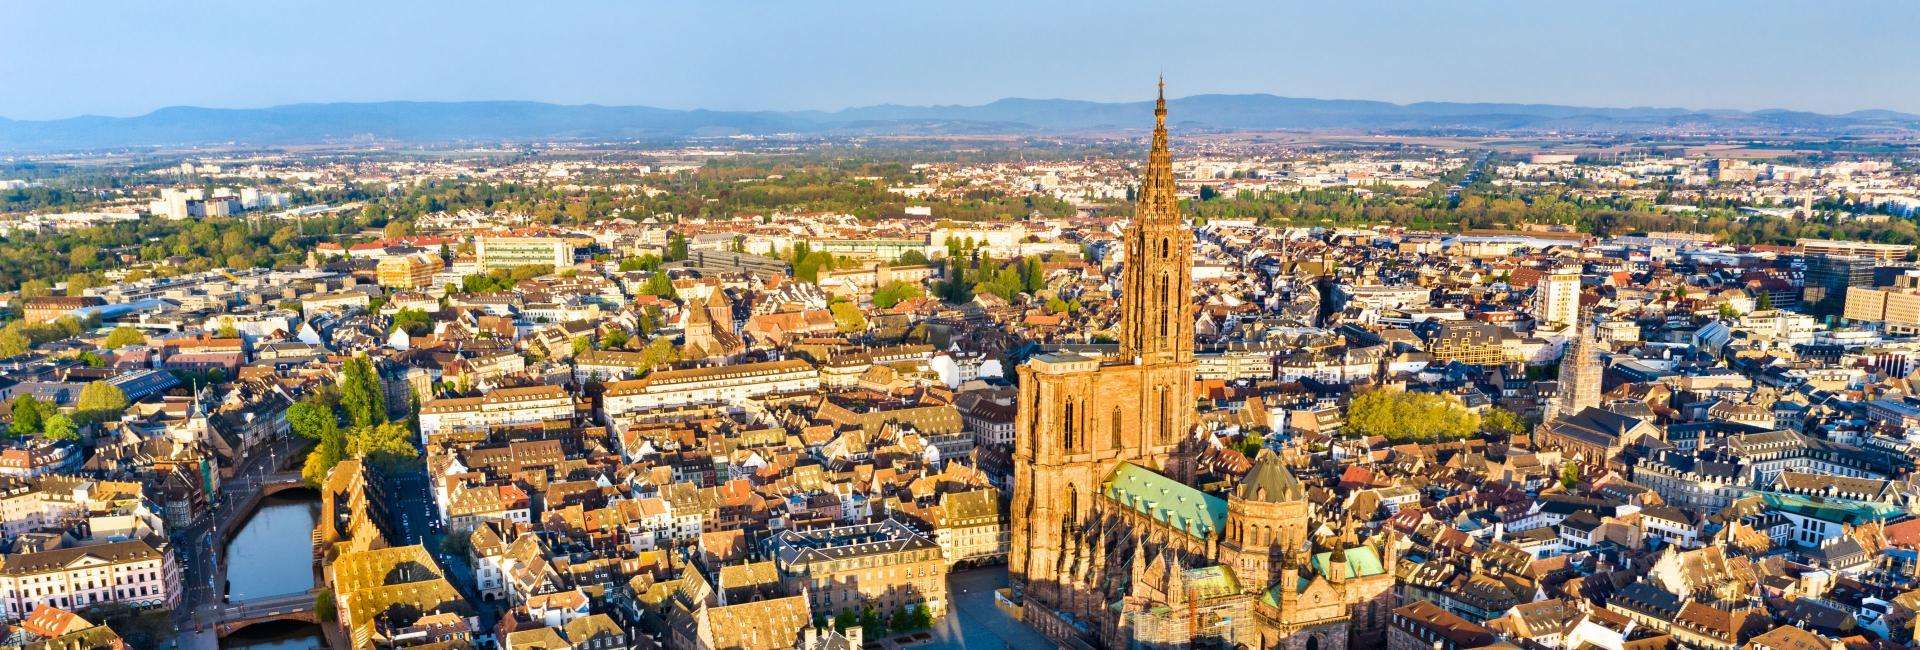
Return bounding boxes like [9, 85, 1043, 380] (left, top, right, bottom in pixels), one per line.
[3, 1, 1919, 120]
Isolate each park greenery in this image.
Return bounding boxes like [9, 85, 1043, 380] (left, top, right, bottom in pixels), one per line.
[1343, 389, 1480, 443]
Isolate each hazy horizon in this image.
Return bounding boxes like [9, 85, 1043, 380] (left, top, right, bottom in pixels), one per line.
[4, 1, 1919, 120]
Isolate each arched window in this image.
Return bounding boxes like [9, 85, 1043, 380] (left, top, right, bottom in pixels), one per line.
[1158, 276, 1169, 336]
[1111, 407, 1123, 450]
[1158, 390, 1171, 445]
[1063, 401, 1076, 451]
[1161, 238, 1169, 257]
[1306, 636, 1320, 650]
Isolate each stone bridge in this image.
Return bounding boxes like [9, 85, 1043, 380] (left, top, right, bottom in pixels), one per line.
[213, 590, 319, 637]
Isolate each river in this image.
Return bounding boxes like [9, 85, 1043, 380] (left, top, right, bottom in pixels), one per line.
[220, 493, 324, 650]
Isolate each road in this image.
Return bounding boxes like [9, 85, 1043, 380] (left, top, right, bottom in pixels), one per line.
[924, 566, 1053, 650]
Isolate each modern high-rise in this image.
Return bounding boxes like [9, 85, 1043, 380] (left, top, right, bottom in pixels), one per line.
[1537, 266, 1581, 329]
[1803, 254, 1877, 315]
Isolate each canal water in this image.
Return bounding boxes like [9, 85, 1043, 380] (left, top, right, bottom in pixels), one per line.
[221, 493, 324, 650]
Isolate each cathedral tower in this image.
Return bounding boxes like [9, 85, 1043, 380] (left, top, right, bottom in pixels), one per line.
[1010, 79, 1199, 617]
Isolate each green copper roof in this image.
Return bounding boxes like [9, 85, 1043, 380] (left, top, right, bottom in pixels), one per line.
[1183, 565, 1242, 601]
[1259, 575, 1314, 607]
[1102, 462, 1227, 540]
[1760, 491, 1902, 525]
[1312, 547, 1386, 580]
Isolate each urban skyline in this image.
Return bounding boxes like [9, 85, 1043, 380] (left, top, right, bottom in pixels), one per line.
[8, 5, 1920, 650]
[6, 2, 1920, 119]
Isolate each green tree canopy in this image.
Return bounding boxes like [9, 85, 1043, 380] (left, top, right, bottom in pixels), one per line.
[75, 381, 127, 423]
[339, 357, 388, 428]
[1344, 389, 1479, 442]
[102, 326, 146, 348]
[348, 421, 419, 472]
[390, 308, 432, 336]
[10, 395, 45, 436]
[286, 398, 338, 441]
[41, 413, 76, 441]
[830, 301, 868, 333]
[871, 281, 925, 309]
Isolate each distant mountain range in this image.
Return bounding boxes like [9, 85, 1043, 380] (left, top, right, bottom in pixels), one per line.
[6, 94, 1920, 152]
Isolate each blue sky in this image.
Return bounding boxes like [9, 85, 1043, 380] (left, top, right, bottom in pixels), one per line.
[2, 1, 1918, 120]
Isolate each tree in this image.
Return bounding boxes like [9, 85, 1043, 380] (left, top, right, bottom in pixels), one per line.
[830, 301, 868, 333]
[314, 588, 337, 623]
[390, 308, 432, 336]
[0, 329, 29, 358]
[1234, 430, 1266, 459]
[1480, 408, 1529, 437]
[895, 250, 930, 266]
[1343, 389, 1479, 442]
[638, 337, 680, 371]
[571, 335, 592, 357]
[76, 381, 127, 423]
[667, 232, 690, 262]
[10, 395, 44, 436]
[641, 273, 677, 298]
[17, 279, 52, 299]
[348, 421, 419, 472]
[41, 414, 76, 441]
[339, 357, 388, 428]
[102, 326, 145, 349]
[1560, 460, 1582, 490]
[1756, 292, 1773, 311]
[287, 398, 338, 441]
[302, 434, 346, 487]
[871, 281, 925, 309]
[601, 329, 630, 350]
[618, 254, 662, 273]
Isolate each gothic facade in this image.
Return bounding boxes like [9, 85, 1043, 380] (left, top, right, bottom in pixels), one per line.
[1010, 81, 1395, 650]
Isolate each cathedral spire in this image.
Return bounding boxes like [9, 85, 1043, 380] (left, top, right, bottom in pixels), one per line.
[1117, 78, 1193, 363]
[1139, 77, 1176, 224]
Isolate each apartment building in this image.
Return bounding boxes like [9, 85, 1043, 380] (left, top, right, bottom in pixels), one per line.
[376, 253, 444, 290]
[601, 359, 817, 423]
[418, 385, 575, 442]
[768, 518, 948, 619]
[1843, 286, 1920, 334]
[0, 540, 178, 621]
[477, 236, 574, 270]
[1798, 238, 1914, 263]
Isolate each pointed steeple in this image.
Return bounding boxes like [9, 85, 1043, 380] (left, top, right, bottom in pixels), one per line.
[1117, 78, 1194, 364]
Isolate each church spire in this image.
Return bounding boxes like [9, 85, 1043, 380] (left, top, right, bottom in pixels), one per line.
[1118, 78, 1193, 363]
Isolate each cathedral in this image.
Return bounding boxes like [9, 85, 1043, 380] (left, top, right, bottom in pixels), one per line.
[1010, 81, 1397, 650]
